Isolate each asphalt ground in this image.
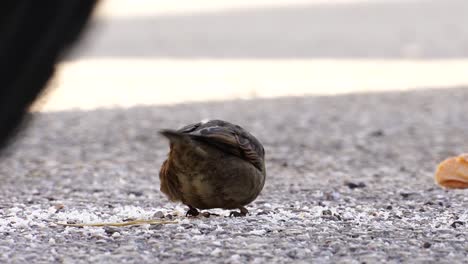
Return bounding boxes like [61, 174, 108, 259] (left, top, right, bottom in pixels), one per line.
[0, 88, 467, 263]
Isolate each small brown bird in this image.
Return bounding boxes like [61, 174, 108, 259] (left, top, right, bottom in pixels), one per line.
[159, 120, 266, 217]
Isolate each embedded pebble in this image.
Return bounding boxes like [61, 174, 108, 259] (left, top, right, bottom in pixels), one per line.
[153, 211, 165, 219]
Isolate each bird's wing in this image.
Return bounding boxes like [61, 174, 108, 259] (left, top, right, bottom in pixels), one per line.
[186, 121, 265, 171]
[177, 122, 201, 134]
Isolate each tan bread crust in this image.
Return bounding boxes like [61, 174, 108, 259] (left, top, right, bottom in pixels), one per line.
[435, 154, 468, 189]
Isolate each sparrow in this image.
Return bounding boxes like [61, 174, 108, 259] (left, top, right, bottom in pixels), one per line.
[159, 120, 266, 217]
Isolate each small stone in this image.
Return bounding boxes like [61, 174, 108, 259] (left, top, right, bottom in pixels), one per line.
[345, 182, 366, 189]
[386, 205, 393, 210]
[256, 211, 269, 216]
[333, 213, 342, 221]
[450, 221, 464, 228]
[181, 224, 192, 229]
[324, 191, 340, 201]
[422, 242, 431, 248]
[153, 211, 165, 219]
[287, 250, 298, 259]
[128, 191, 143, 197]
[96, 239, 107, 244]
[54, 203, 65, 212]
[369, 130, 384, 137]
[322, 210, 332, 216]
[104, 227, 119, 236]
[400, 192, 414, 198]
[149, 224, 162, 230]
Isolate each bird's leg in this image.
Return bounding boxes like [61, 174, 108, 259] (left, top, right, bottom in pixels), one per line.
[229, 206, 248, 217]
[186, 205, 199, 217]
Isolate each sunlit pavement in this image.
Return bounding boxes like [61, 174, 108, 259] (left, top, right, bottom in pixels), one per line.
[37, 0, 468, 111]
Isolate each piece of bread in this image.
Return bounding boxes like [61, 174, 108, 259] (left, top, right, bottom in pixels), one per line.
[435, 154, 468, 189]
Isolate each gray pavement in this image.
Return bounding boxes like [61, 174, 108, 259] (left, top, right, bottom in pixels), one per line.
[1, 88, 467, 263]
[71, 0, 468, 59]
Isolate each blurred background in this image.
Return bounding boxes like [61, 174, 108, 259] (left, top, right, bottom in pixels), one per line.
[35, 0, 468, 112]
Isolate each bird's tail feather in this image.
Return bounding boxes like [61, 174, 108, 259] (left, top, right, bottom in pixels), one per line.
[159, 129, 209, 157]
[159, 129, 189, 143]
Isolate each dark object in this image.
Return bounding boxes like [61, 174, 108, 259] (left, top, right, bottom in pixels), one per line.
[399, 192, 415, 198]
[369, 129, 385, 137]
[450, 221, 464, 228]
[104, 227, 119, 236]
[127, 190, 144, 197]
[0, 1, 97, 150]
[422, 242, 432, 249]
[322, 209, 332, 216]
[321, 209, 342, 221]
[186, 206, 200, 217]
[159, 120, 266, 217]
[345, 181, 366, 189]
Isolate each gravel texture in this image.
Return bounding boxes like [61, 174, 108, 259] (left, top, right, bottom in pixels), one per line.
[1, 88, 468, 263]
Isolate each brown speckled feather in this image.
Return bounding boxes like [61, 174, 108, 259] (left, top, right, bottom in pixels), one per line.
[158, 159, 181, 202]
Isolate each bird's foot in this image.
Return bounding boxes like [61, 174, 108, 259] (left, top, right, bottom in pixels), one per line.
[229, 207, 248, 217]
[201, 212, 220, 218]
[229, 211, 245, 217]
[186, 207, 199, 217]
